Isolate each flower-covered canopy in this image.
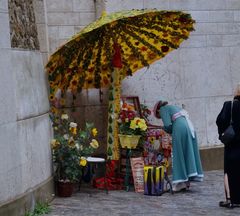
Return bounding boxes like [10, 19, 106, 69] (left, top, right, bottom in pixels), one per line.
[46, 9, 195, 99]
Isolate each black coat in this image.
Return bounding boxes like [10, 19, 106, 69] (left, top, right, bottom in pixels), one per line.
[216, 96, 240, 145]
[216, 96, 240, 204]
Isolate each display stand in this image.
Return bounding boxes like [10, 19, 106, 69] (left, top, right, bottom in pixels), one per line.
[79, 157, 108, 194]
[124, 148, 132, 192]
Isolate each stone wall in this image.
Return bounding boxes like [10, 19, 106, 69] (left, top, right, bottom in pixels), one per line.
[0, 0, 53, 213]
[104, 0, 240, 148]
[46, 0, 96, 54]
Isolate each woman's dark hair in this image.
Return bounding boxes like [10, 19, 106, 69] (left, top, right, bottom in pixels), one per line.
[153, 100, 168, 117]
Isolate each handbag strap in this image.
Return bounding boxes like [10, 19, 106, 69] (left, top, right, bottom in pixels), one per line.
[230, 101, 233, 123]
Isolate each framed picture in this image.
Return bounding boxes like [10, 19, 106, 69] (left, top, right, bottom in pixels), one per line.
[120, 95, 143, 118]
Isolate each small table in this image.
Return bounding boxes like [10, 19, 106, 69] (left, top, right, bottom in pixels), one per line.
[79, 157, 108, 194]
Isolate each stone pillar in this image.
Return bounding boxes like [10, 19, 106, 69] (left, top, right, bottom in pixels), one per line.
[0, 0, 53, 215]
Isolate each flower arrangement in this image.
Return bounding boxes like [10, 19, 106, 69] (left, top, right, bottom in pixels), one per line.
[50, 113, 99, 182]
[118, 102, 148, 136]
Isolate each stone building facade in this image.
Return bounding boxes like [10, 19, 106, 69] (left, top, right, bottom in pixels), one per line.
[45, 0, 240, 157]
[0, 0, 52, 215]
[1, 0, 240, 215]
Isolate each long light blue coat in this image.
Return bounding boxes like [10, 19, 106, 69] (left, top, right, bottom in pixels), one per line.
[160, 105, 204, 184]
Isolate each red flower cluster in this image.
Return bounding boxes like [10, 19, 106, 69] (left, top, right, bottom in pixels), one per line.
[118, 103, 136, 123]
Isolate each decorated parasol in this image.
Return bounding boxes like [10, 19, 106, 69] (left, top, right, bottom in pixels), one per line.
[46, 9, 195, 159]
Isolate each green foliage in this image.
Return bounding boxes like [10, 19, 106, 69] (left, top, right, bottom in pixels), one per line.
[24, 202, 50, 216]
[50, 113, 99, 182]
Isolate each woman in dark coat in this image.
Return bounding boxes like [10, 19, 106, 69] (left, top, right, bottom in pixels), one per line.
[216, 84, 240, 208]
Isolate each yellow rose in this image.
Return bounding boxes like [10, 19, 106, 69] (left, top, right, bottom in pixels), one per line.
[92, 128, 98, 137]
[68, 137, 75, 147]
[79, 157, 87, 166]
[90, 139, 99, 149]
[50, 139, 60, 149]
[69, 127, 77, 135]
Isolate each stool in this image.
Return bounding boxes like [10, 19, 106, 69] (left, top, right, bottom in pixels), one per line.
[79, 157, 108, 194]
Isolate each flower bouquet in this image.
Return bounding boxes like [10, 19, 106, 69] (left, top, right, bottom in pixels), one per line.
[50, 113, 99, 183]
[117, 103, 148, 148]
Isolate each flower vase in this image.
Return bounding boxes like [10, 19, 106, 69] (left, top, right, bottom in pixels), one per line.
[118, 134, 141, 149]
[57, 181, 74, 197]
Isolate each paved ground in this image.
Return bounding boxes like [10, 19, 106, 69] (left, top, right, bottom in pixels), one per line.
[45, 170, 240, 216]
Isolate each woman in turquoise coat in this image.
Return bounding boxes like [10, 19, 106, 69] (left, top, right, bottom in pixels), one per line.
[154, 100, 203, 192]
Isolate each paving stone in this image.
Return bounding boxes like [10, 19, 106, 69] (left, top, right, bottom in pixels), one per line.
[45, 170, 240, 216]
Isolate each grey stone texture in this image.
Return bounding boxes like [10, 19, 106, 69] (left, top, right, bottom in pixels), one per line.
[0, 0, 52, 209]
[45, 170, 240, 216]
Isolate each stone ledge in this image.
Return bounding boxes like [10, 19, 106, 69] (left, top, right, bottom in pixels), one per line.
[0, 176, 54, 216]
[200, 145, 224, 171]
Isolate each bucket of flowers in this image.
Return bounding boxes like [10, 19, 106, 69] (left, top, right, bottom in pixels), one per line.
[117, 102, 148, 149]
[50, 113, 99, 197]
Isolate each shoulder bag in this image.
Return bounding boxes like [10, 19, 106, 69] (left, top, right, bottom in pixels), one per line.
[220, 101, 235, 145]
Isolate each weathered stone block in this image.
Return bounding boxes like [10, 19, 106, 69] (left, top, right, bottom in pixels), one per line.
[0, 0, 8, 12]
[169, 0, 226, 10]
[0, 13, 10, 48]
[105, 0, 144, 12]
[226, 0, 240, 10]
[33, 0, 46, 24]
[0, 50, 17, 125]
[11, 50, 49, 119]
[79, 12, 96, 25]
[180, 47, 232, 98]
[73, 0, 95, 12]
[230, 47, 240, 85]
[209, 11, 234, 22]
[46, 0, 73, 12]
[234, 10, 240, 22]
[47, 12, 79, 25]
[59, 26, 75, 39]
[143, 0, 169, 9]
[193, 23, 218, 35]
[181, 35, 207, 48]
[36, 24, 48, 52]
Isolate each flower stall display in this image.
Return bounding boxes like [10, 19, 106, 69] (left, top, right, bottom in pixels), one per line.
[117, 103, 148, 149]
[46, 9, 195, 161]
[143, 129, 172, 166]
[50, 113, 99, 196]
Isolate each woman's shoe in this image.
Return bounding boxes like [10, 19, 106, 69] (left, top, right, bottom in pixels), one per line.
[219, 200, 234, 208]
[172, 182, 187, 192]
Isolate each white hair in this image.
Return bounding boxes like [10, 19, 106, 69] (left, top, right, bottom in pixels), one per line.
[234, 83, 240, 96]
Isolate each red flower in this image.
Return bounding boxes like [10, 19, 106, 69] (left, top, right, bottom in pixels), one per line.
[161, 46, 169, 53]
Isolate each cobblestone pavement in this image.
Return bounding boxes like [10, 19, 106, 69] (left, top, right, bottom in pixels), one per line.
[45, 170, 240, 216]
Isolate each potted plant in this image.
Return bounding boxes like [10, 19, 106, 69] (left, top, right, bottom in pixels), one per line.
[50, 113, 99, 197]
[117, 103, 148, 149]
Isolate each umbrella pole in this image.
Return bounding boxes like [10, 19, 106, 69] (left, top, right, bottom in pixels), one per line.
[106, 67, 121, 160]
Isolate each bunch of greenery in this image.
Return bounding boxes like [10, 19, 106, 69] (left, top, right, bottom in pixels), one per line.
[50, 113, 99, 182]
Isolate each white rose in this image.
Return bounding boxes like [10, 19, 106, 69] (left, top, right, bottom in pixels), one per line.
[61, 114, 69, 120]
[69, 122, 77, 128]
[63, 134, 69, 140]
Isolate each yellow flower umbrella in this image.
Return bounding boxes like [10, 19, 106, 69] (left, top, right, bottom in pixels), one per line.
[46, 9, 195, 159]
